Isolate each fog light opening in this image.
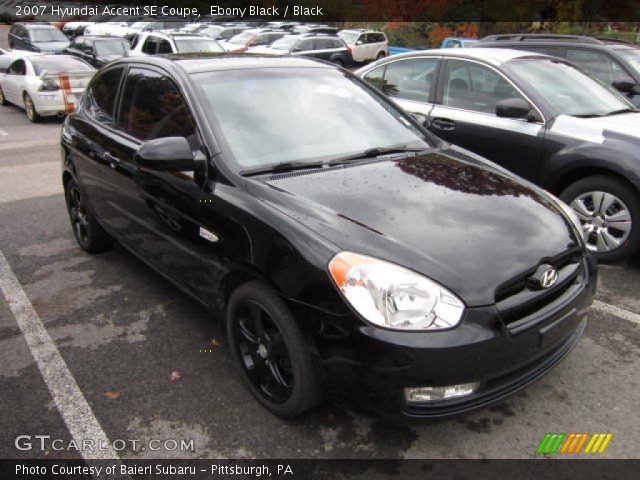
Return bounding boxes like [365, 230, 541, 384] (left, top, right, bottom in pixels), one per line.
[404, 382, 480, 403]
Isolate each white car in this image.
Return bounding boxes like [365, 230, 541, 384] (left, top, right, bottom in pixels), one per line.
[0, 54, 94, 122]
[83, 17, 152, 38]
[338, 29, 389, 62]
[130, 32, 224, 56]
[218, 29, 287, 53]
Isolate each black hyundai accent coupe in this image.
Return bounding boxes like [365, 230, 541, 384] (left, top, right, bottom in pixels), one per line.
[61, 54, 596, 421]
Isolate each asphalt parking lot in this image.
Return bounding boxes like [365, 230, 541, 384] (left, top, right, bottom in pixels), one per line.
[0, 24, 639, 460]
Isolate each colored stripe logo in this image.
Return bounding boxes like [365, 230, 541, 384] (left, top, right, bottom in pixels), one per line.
[537, 433, 612, 454]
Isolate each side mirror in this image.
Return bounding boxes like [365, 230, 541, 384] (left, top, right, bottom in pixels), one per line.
[135, 137, 196, 171]
[410, 112, 428, 126]
[612, 77, 637, 94]
[356, 40, 363, 45]
[84, 48, 93, 55]
[496, 98, 533, 119]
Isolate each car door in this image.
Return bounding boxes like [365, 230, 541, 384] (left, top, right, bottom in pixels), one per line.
[291, 38, 315, 58]
[429, 58, 544, 177]
[310, 38, 333, 61]
[362, 57, 441, 120]
[100, 66, 212, 298]
[3, 58, 26, 104]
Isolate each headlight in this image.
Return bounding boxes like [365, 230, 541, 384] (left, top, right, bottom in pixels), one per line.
[328, 252, 465, 331]
[546, 192, 583, 238]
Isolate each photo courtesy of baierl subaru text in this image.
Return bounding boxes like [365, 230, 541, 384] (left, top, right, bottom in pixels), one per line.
[0, 0, 639, 479]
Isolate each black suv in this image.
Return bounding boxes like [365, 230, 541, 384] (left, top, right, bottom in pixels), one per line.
[476, 34, 640, 107]
[253, 33, 354, 67]
[63, 36, 130, 68]
[8, 23, 70, 53]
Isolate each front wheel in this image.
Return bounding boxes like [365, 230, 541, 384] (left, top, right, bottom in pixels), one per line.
[24, 93, 40, 123]
[0, 87, 7, 106]
[226, 281, 321, 418]
[560, 175, 640, 262]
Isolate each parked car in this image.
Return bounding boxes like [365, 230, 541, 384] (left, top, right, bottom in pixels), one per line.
[0, 54, 94, 121]
[82, 17, 152, 39]
[61, 14, 115, 39]
[357, 48, 640, 261]
[219, 29, 287, 53]
[338, 29, 389, 62]
[61, 54, 595, 421]
[130, 32, 223, 56]
[64, 36, 130, 68]
[441, 37, 479, 48]
[251, 34, 354, 67]
[291, 25, 338, 35]
[8, 23, 70, 53]
[196, 25, 251, 42]
[475, 34, 640, 107]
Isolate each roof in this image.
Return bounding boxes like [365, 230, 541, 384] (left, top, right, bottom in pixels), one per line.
[390, 47, 547, 66]
[136, 54, 332, 73]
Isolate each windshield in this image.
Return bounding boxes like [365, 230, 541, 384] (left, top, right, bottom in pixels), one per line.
[338, 31, 358, 44]
[30, 28, 67, 42]
[95, 40, 129, 55]
[31, 57, 93, 75]
[229, 31, 255, 45]
[269, 37, 299, 50]
[175, 39, 223, 53]
[506, 58, 631, 116]
[617, 48, 640, 73]
[192, 68, 430, 169]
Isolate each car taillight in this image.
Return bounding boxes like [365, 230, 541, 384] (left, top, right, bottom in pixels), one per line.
[39, 80, 60, 92]
[347, 47, 352, 55]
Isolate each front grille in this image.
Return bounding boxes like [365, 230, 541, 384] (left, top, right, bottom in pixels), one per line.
[495, 249, 585, 331]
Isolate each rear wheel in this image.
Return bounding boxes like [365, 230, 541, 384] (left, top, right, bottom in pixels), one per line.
[560, 175, 640, 262]
[333, 58, 344, 67]
[376, 51, 386, 60]
[65, 179, 113, 253]
[226, 281, 321, 418]
[23, 93, 40, 123]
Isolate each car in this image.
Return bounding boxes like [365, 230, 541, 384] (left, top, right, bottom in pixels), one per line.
[61, 14, 115, 39]
[475, 34, 640, 107]
[291, 25, 339, 35]
[0, 54, 94, 121]
[82, 17, 152, 39]
[338, 29, 389, 62]
[196, 25, 251, 42]
[8, 23, 71, 53]
[64, 35, 130, 68]
[219, 28, 287, 53]
[441, 37, 478, 48]
[251, 34, 354, 67]
[357, 48, 640, 261]
[130, 32, 224, 56]
[61, 54, 596, 421]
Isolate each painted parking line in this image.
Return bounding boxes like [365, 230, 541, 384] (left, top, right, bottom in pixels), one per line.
[593, 300, 640, 326]
[0, 248, 119, 460]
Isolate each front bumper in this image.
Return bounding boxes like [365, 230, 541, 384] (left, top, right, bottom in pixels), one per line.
[315, 253, 596, 422]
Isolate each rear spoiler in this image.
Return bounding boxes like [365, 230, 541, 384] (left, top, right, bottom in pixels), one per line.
[39, 70, 95, 113]
[39, 70, 95, 81]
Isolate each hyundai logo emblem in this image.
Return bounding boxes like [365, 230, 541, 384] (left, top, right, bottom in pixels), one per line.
[540, 268, 558, 289]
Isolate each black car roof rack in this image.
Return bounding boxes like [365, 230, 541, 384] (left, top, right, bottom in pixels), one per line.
[479, 34, 604, 44]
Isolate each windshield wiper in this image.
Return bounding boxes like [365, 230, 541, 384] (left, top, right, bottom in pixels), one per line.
[326, 146, 430, 166]
[240, 160, 325, 176]
[604, 108, 637, 116]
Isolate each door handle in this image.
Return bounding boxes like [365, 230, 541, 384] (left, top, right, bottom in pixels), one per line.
[431, 118, 456, 131]
[104, 152, 120, 168]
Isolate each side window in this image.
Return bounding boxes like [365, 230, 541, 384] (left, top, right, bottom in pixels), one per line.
[117, 68, 198, 146]
[142, 37, 158, 55]
[517, 45, 562, 57]
[442, 59, 523, 114]
[566, 49, 625, 84]
[157, 39, 172, 54]
[376, 33, 387, 43]
[296, 39, 313, 51]
[332, 39, 345, 49]
[356, 34, 366, 45]
[84, 67, 124, 126]
[381, 58, 439, 103]
[314, 38, 333, 50]
[253, 34, 270, 46]
[363, 64, 385, 89]
[7, 59, 26, 75]
[70, 38, 84, 50]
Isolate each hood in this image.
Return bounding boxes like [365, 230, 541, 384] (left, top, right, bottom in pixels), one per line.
[247, 150, 578, 306]
[549, 112, 640, 143]
[34, 41, 69, 53]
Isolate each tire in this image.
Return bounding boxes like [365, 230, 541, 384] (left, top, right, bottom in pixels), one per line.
[23, 93, 40, 123]
[0, 86, 7, 106]
[333, 58, 344, 67]
[560, 175, 640, 262]
[226, 281, 321, 418]
[376, 51, 386, 60]
[65, 179, 113, 253]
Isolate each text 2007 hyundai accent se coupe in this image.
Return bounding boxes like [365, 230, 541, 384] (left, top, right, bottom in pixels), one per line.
[61, 54, 596, 421]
